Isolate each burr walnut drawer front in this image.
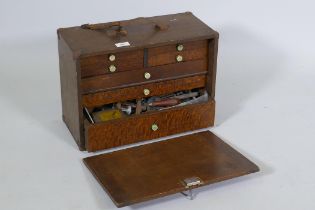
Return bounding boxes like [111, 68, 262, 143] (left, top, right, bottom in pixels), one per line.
[81, 75, 206, 108]
[80, 59, 207, 94]
[147, 40, 208, 67]
[84, 99, 215, 152]
[80, 49, 144, 78]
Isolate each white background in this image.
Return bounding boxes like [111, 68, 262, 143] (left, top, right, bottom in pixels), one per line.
[1, 1, 315, 209]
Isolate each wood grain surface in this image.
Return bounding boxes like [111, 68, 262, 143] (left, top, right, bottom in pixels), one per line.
[85, 99, 215, 152]
[58, 35, 83, 149]
[58, 12, 219, 152]
[148, 40, 208, 66]
[57, 12, 218, 56]
[84, 131, 259, 207]
[82, 75, 206, 108]
[80, 59, 207, 94]
[80, 49, 143, 78]
[206, 38, 219, 98]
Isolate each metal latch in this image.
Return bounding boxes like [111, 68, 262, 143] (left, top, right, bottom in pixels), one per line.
[181, 177, 203, 200]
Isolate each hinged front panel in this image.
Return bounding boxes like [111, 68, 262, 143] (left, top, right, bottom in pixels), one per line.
[83, 131, 259, 207]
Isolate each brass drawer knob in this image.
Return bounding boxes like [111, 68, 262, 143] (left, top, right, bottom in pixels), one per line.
[151, 124, 159, 131]
[108, 54, 116, 61]
[108, 64, 116, 72]
[176, 44, 184, 51]
[144, 72, 151, 79]
[176, 55, 183, 62]
[143, 89, 150, 96]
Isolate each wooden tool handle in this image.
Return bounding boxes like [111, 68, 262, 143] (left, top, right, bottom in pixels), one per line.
[149, 98, 180, 107]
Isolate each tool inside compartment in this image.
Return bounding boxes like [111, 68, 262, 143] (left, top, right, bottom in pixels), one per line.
[83, 88, 209, 124]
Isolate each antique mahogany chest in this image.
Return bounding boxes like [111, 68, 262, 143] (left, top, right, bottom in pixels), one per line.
[57, 12, 258, 207]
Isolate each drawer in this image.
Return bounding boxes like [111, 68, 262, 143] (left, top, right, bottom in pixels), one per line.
[80, 49, 144, 78]
[82, 75, 206, 108]
[85, 99, 215, 152]
[147, 40, 208, 67]
[80, 59, 207, 94]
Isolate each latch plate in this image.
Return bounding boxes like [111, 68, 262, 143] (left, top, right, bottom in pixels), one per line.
[181, 177, 203, 200]
[183, 177, 202, 188]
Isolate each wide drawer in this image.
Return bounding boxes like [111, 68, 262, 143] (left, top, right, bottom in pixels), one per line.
[82, 75, 206, 108]
[147, 40, 208, 67]
[80, 59, 207, 94]
[84, 99, 215, 152]
[80, 49, 144, 78]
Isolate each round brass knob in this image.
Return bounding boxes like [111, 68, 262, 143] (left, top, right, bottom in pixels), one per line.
[108, 54, 116, 61]
[176, 44, 184, 51]
[176, 55, 183, 62]
[143, 89, 150, 96]
[151, 124, 159, 131]
[108, 65, 116, 72]
[144, 72, 151, 79]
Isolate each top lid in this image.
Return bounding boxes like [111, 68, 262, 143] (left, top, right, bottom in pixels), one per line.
[83, 131, 259, 207]
[57, 12, 218, 56]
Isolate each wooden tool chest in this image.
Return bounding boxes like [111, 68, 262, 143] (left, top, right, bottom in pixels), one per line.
[57, 12, 258, 207]
[58, 12, 218, 152]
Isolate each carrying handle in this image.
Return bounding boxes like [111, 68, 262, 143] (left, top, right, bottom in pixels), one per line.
[154, 22, 169, 31]
[81, 21, 128, 36]
[81, 20, 169, 36]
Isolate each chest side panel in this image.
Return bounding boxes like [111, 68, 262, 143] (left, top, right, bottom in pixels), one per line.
[58, 36, 83, 149]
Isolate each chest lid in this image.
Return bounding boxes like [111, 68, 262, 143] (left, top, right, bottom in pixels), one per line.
[83, 131, 259, 207]
[57, 12, 218, 57]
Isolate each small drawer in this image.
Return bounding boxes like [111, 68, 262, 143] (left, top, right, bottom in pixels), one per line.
[147, 40, 208, 67]
[80, 50, 144, 78]
[85, 99, 215, 152]
[82, 75, 206, 108]
[80, 59, 207, 94]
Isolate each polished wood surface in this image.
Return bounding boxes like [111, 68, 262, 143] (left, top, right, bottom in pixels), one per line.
[58, 13, 259, 210]
[148, 40, 208, 66]
[80, 59, 207, 94]
[58, 12, 219, 151]
[57, 12, 218, 57]
[82, 75, 206, 108]
[80, 49, 144, 78]
[58, 35, 84, 149]
[206, 38, 219, 98]
[84, 131, 259, 207]
[85, 100, 215, 152]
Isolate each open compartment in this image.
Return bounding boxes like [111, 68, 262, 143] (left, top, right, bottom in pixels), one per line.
[84, 88, 209, 123]
[83, 88, 215, 152]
